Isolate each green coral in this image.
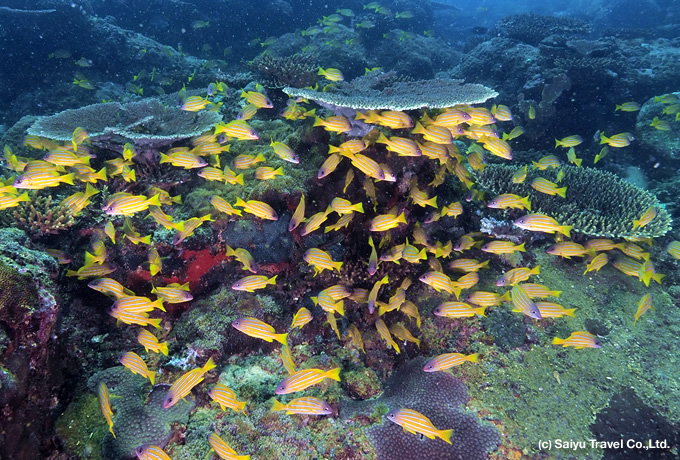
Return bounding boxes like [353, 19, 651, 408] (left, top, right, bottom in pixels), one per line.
[475, 164, 672, 238]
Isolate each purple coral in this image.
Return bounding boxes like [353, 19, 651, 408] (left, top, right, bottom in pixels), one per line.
[343, 358, 500, 460]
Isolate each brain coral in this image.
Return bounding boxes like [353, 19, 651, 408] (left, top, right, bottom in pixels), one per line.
[87, 366, 193, 460]
[342, 358, 500, 460]
[283, 78, 498, 111]
[475, 164, 672, 239]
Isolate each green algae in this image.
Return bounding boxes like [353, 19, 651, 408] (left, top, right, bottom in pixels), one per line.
[55, 394, 106, 460]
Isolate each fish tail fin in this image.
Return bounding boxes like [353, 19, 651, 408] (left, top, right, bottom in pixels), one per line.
[147, 370, 156, 385]
[396, 212, 407, 224]
[355, 202, 364, 213]
[517, 242, 526, 252]
[234, 197, 246, 207]
[335, 300, 345, 316]
[239, 400, 247, 414]
[575, 158, 582, 167]
[271, 399, 286, 412]
[148, 318, 162, 330]
[275, 332, 288, 345]
[522, 196, 531, 211]
[159, 342, 169, 356]
[499, 291, 512, 302]
[502, 132, 510, 141]
[558, 225, 572, 238]
[180, 282, 191, 291]
[18, 192, 30, 202]
[325, 367, 341, 381]
[159, 152, 170, 163]
[65, 270, 77, 277]
[60, 173, 75, 185]
[555, 139, 561, 148]
[467, 353, 479, 363]
[475, 306, 487, 317]
[412, 121, 426, 134]
[225, 245, 235, 256]
[557, 187, 567, 198]
[376, 131, 388, 144]
[147, 194, 162, 207]
[615, 105, 622, 111]
[140, 235, 152, 245]
[451, 284, 461, 300]
[334, 261, 343, 273]
[552, 337, 565, 345]
[565, 308, 577, 317]
[313, 116, 324, 127]
[632, 218, 641, 229]
[202, 357, 217, 373]
[479, 260, 490, 269]
[317, 67, 325, 76]
[653, 273, 665, 284]
[153, 298, 166, 312]
[255, 153, 265, 162]
[599, 133, 609, 144]
[274, 166, 283, 175]
[268, 275, 277, 286]
[240, 89, 247, 98]
[426, 196, 437, 208]
[531, 265, 541, 276]
[439, 429, 454, 444]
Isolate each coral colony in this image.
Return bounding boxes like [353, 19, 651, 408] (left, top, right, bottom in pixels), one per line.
[1, 2, 680, 460]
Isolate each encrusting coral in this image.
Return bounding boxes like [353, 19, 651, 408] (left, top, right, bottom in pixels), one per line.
[475, 164, 672, 238]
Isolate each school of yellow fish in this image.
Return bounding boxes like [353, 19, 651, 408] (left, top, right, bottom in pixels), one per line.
[3, 48, 680, 459]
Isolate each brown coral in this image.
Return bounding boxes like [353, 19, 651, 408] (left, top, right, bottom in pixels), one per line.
[2, 194, 76, 238]
[248, 53, 320, 88]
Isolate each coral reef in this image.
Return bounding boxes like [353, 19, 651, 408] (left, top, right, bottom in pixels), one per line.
[2, 194, 77, 238]
[248, 53, 320, 88]
[27, 98, 222, 149]
[475, 164, 672, 238]
[283, 77, 498, 111]
[85, 366, 193, 460]
[343, 358, 500, 460]
[498, 13, 592, 46]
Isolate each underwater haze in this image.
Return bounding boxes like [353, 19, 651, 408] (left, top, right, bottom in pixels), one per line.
[1, 0, 680, 459]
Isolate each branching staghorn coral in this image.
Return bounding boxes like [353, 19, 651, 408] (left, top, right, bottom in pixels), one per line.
[248, 52, 320, 88]
[2, 194, 76, 238]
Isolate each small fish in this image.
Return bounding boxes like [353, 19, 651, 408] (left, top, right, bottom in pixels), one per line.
[181, 95, 212, 111]
[531, 177, 567, 198]
[232, 317, 287, 344]
[275, 367, 341, 394]
[173, 215, 212, 245]
[234, 197, 278, 220]
[386, 409, 453, 444]
[546, 242, 589, 259]
[0, 192, 30, 210]
[519, 283, 561, 299]
[272, 397, 333, 415]
[634, 293, 653, 325]
[599, 132, 634, 148]
[300, 207, 332, 236]
[13, 169, 75, 189]
[210, 196, 242, 216]
[555, 135, 583, 148]
[594, 146, 609, 164]
[253, 166, 282, 181]
[151, 283, 193, 303]
[615, 102, 640, 112]
[389, 323, 420, 347]
[237, 103, 259, 120]
[497, 266, 540, 287]
[650, 116, 671, 131]
[487, 194, 531, 211]
[512, 165, 528, 183]
[566, 147, 582, 167]
[367, 275, 389, 314]
[347, 152, 385, 180]
[232, 275, 277, 292]
[440, 201, 463, 218]
[479, 136, 512, 160]
[226, 245, 258, 273]
[368, 236, 379, 275]
[318, 67, 344, 81]
[318, 153, 343, 179]
[528, 105, 536, 119]
[45, 248, 72, 265]
[480, 240, 525, 255]
[112, 296, 165, 314]
[313, 115, 351, 133]
[667, 241, 680, 259]
[533, 155, 561, 170]
[163, 358, 217, 408]
[347, 323, 365, 353]
[102, 193, 162, 216]
[552, 331, 602, 349]
[514, 214, 572, 237]
[207, 432, 250, 460]
[136, 445, 171, 460]
[137, 329, 168, 356]
[419, 271, 457, 296]
[209, 383, 247, 413]
[289, 193, 306, 232]
[502, 126, 525, 141]
[510, 284, 542, 319]
[88, 278, 134, 298]
[97, 381, 116, 438]
[434, 301, 486, 318]
[424, 352, 478, 372]
[109, 309, 160, 329]
[240, 90, 273, 108]
[120, 351, 156, 384]
[304, 248, 342, 275]
[233, 153, 266, 170]
[532, 301, 576, 318]
[291, 307, 312, 329]
[583, 253, 609, 275]
[147, 248, 162, 276]
[369, 212, 406, 231]
[66, 263, 116, 280]
[632, 207, 657, 229]
[215, 120, 259, 140]
[465, 291, 510, 307]
[376, 318, 400, 353]
[331, 197, 363, 215]
[269, 140, 299, 164]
